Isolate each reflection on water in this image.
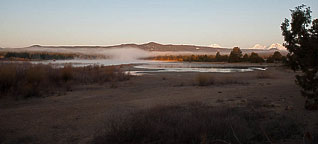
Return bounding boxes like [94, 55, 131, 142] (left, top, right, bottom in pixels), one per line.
[133, 62, 266, 73]
[30, 59, 156, 67]
[28, 59, 266, 74]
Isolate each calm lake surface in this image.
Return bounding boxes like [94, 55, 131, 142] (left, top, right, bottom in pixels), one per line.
[28, 59, 267, 73]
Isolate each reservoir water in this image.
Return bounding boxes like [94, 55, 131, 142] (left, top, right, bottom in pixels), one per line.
[28, 59, 266, 74]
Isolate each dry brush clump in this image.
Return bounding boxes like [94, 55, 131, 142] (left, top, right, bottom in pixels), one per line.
[217, 76, 249, 85]
[0, 63, 130, 99]
[69, 65, 130, 84]
[196, 74, 215, 86]
[195, 74, 248, 86]
[93, 103, 305, 144]
[256, 71, 273, 79]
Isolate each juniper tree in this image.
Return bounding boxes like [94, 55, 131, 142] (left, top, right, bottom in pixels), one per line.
[281, 5, 318, 110]
[272, 51, 283, 61]
[249, 52, 264, 63]
[242, 53, 249, 62]
[228, 47, 242, 63]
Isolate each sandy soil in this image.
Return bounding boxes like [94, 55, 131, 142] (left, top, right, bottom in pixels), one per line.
[0, 65, 317, 144]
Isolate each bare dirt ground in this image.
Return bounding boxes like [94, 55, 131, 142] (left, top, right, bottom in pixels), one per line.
[0, 65, 317, 144]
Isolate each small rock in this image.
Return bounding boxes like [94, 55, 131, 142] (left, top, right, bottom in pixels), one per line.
[216, 99, 224, 103]
[285, 106, 293, 110]
[305, 100, 318, 110]
[264, 102, 280, 108]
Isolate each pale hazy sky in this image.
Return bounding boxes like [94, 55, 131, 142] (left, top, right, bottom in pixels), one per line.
[0, 0, 317, 48]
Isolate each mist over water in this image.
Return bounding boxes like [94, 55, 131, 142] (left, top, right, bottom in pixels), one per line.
[25, 47, 155, 67]
[5, 47, 152, 60]
[3, 46, 267, 73]
[104, 47, 151, 60]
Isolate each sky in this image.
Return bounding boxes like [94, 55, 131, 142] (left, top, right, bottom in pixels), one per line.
[0, 0, 317, 48]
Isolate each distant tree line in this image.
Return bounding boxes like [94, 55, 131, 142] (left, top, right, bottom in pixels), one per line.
[3, 52, 74, 60]
[152, 47, 286, 63]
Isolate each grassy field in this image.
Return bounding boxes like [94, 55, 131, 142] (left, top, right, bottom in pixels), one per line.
[0, 63, 317, 144]
[93, 102, 304, 144]
[0, 63, 130, 99]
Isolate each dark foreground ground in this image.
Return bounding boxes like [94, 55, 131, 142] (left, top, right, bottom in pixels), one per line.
[0, 65, 317, 144]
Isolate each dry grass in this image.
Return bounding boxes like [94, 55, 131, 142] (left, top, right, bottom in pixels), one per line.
[217, 76, 249, 85]
[93, 103, 303, 144]
[256, 71, 273, 79]
[196, 74, 215, 86]
[195, 74, 248, 86]
[0, 63, 130, 99]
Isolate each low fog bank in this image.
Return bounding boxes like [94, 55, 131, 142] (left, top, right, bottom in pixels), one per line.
[0, 47, 153, 61]
[150, 50, 288, 56]
[150, 51, 231, 56]
[105, 48, 151, 60]
[0, 46, 287, 61]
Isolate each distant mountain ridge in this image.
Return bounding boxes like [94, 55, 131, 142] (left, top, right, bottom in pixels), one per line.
[26, 42, 286, 52]
[0, 42, 288, 55]
[251, 43, 287, 51]
[26, 42, 234, 52]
